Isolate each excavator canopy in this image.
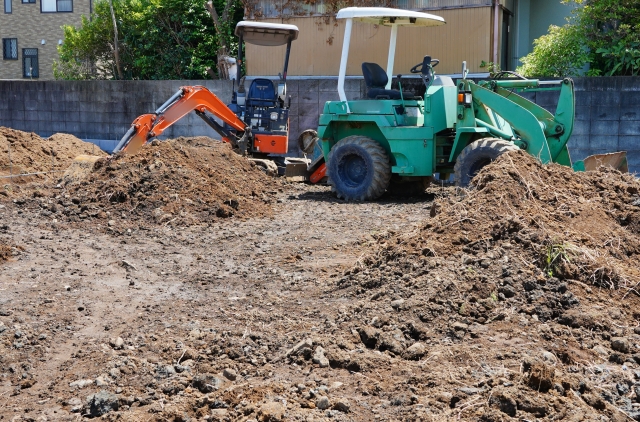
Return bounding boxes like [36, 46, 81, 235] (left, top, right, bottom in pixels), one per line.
[234, 21, 299, 47]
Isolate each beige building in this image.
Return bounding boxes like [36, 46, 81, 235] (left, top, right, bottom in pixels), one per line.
[1, 0, 91, 79]
[244, 0, 573, 77]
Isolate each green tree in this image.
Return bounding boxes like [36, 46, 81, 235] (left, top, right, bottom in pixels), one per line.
[54, 0, 135, 79]
[517, 24, 588, 78]
[54, 0, 244, 80]
[517, 0, 640, 77]
[572, 0, 640, 76]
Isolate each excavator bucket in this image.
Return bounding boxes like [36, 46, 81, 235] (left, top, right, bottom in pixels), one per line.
[62, 154, 103, 185]
[579, 151, 629, 173]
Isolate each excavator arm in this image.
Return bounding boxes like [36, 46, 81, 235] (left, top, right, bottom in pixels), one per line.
[114, 85, 249, 155]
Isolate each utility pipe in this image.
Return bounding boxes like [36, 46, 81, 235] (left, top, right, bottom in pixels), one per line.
[493, 0, 500, 67]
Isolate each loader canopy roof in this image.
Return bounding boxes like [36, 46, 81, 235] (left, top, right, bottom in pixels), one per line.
[336, 7, 445, 27]
[235, 21, 299, 46]
[334, 7, 446, 109]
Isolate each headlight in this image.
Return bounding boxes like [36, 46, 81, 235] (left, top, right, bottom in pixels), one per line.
[270, 112, 278, 121]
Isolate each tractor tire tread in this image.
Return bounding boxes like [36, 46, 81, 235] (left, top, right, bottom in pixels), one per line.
[328, 135, 391, 201]
[454, 138, 519, 187]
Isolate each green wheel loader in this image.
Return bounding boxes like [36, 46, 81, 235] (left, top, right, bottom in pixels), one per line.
[318, 7, 628, 201]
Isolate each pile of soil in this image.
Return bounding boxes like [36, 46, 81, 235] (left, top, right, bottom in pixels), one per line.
[331, 151, 640, 420]
[0, 127, 106, 177]
[55, 137, 279, 228]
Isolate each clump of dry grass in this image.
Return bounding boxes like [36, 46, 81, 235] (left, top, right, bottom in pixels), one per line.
[0, 243, 11, 262]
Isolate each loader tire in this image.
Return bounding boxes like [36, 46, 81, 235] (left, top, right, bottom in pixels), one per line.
[328, 135, 391, 201]
[454, 138, 519, 187]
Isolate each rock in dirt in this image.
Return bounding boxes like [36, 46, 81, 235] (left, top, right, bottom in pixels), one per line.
[223, 368, 237, 381]
[593, 344, 608, 356]
[85, 390, 119, 417]
[611, 337, 630, 353]
[316, 396, 331, 410]
[192, 373, 223, 393]
[489, 391, 517, 417]
[286, 338, 313, 357]
[258, 402, 285, 421]
[523, 359, 554, 392]
[390, 298, 405, 310]
[332, 398, 350, 413]
[542, 351, 557, 365]
[68, 397, 82, 413]
[210, 409, 229, 421]
[581, 392, 607, 411]
[109, 337, 124, 349]
[312, 346, 330, 368]
[357, 326, 379, 348]
[69, 379, 94, 389]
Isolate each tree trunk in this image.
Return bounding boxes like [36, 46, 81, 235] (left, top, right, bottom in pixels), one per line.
[109, 0, 123, 80]
[205, 1, 227, 50]
[205, 1, 236, 79]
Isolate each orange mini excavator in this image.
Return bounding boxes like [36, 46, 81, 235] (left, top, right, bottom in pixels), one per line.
[112, 21, 325, 180]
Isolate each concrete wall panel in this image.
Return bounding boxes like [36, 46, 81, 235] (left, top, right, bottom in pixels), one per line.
[0, 77, 639, 172]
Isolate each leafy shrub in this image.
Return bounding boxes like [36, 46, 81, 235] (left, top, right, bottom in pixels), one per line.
[517, 24, 588, 78]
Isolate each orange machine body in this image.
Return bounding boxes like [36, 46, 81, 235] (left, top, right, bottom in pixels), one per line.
[253, 134, 288, 154]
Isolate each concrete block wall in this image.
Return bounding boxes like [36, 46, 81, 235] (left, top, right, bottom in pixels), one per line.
[0, 76, 639, 172]
[518, 77, 640, 172]
[0, 79, 234, 152]
[286, 78, 363, 149]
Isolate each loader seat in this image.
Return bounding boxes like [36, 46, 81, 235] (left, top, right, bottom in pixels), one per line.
[247, 78, 277, 107]
[362, 63, 402, 100]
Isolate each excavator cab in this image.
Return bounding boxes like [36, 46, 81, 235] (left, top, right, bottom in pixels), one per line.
[230, 21, 299, 155]
[112, 21, 299, 159]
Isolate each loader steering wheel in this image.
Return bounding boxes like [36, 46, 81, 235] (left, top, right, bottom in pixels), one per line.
[410, 59, 439, 74]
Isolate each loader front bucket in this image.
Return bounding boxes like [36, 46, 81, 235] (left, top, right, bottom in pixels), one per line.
[573, 151, 628, 173]
[62, 154, 103, 185]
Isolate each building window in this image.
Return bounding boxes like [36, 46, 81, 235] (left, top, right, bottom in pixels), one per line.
[41, 0, 72, 12]
[4, 0, 11, 13]
[23, 48, 38, 78]
[3, 38, 17, 60]
[21, 0, 35, 3]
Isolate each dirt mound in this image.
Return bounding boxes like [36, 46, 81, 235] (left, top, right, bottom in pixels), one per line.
[0, 127, 106, 178]
[54, 137, 279, 228]
[332, 151, 640, 420]
[428, 149, 640, 287]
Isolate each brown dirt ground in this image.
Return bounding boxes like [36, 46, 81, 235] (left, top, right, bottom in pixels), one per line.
[0, 127, 106, 178]
[0, 147, 639, 421]
[11, 137, 280, 230]
[59, 137, 280, 228]
[334, 151, 640, 420]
